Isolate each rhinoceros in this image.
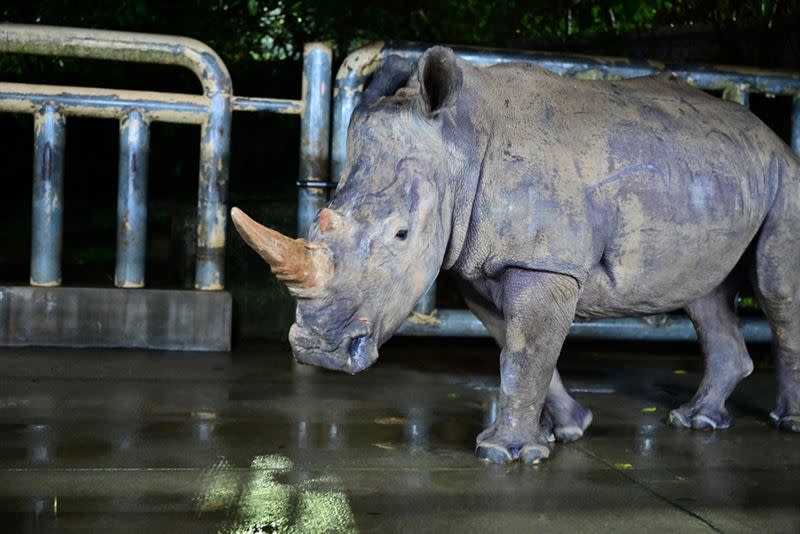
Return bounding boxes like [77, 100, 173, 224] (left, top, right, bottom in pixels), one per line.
[232, 46, 800, 464]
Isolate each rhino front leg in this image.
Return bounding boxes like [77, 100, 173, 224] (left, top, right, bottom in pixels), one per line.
[461, 283, 592, 443]
[475, 269, 580, 464]
[668, 275, 753, 430]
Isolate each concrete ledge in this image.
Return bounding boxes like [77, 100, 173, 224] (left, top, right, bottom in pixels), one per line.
[0, 286, 231, 351]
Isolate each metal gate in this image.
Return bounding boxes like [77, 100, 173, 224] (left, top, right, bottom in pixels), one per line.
[0, 24, 331, 350]
[328, 41, 800, 343]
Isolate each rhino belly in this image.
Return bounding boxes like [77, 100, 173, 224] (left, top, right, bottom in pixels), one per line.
[576, 238, 745, 319]
[575, 166, 772, 319]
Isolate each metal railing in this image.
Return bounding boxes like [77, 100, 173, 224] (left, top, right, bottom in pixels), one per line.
[327, 41, 800, 343]
[1, 24, 330, 290]
[0, 24, 331, 349]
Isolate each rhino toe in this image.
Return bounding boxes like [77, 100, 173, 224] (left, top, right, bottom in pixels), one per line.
[770, 412, 800, 432]
[667, 408, 690, 428]
[691, 414, 721, 430]
[475, 442, 516, 464]
[668, 405, 730, 430]
[554, 407, 593, 442]
[475, 421, 554, 465]
[520, 443, 551, 465]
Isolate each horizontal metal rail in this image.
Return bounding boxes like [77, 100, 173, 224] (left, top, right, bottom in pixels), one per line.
[0, 83, 303, 123]
[398, 309, 772, 343]
[0, 82, 210, 123]
[331, 41, 800, 343]
[231, 95, 304, 114]
[333, 41, 800, 181]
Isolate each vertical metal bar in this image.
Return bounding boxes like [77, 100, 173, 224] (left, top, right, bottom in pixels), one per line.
[298, 43, 332, 237]
[722, 84, 750, 108]
[331, 79, 361, 184]
[791, 95, 800, 157]
[330, 43, 385, 183]
[413, 284, 437, 315]
[115, 109, 150, 288]
[194, 93, 232, 290]
[30, 103, 65, 287]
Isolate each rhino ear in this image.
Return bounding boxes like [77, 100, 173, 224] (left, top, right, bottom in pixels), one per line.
[416, 46, 462, 117]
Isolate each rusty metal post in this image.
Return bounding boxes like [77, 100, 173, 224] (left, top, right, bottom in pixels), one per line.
[194, 96, 232, 291]
[331, 44, 385, 183]
[722, 84, 750, 108]
[297, 43, 332, 237]
[30, 103, 66, 287]
[115, 109, 150, 288]
[792, 95, 800, 156]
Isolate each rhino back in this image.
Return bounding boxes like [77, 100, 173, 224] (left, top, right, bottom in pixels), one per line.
[456, 62, 793, 316]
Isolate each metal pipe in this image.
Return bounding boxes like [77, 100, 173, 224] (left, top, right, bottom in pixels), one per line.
[397, 308, 772, 343]
[0, 24, 232, 98]
[30, 103, 66, 287]
[194, 94, 231, 290]
[297, 43, 333, 237]
[115, 109, 150, 288]
[331, 43, 386, 182]
[372, 41, 800, 94]
[332, 42, 800, 181]
[792, 95, 800, 156]
[231, 95, 303, 115]
[0, 82, 209, 124]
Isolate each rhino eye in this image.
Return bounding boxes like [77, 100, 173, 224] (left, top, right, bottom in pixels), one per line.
[395, 229, 408, 241]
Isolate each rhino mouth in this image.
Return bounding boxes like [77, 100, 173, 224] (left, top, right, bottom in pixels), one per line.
[289, 322, 379, 374]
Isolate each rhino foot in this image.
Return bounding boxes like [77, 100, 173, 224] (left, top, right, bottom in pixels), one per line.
[770, 401, 800, 432]
[543, 370, 594, 443]
[772, 415, 800, 432]
[475, 423, 554, 465]
[668, 404, 731, 430]
[552, 404, 593, 443]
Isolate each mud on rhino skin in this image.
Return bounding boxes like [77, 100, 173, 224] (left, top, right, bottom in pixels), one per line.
[232, 46, 800, 464]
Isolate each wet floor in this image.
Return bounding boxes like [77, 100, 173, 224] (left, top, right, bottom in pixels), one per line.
[0, 338, 797, 533]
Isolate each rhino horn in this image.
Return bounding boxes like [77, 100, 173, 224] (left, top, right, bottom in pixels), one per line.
[230, 207, 331, 296]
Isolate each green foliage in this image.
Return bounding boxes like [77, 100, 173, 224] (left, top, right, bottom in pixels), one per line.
[2, 1, 798, 66]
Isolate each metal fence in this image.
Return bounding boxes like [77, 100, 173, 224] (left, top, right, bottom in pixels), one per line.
[328, 41, 800, 343]
[0, 24, 331, 350]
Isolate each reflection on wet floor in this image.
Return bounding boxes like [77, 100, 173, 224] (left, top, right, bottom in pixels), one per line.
[0, 339, 798, 532]
[196, 454, 356, 533]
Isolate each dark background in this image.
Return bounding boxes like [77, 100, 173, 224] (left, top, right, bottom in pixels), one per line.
[1, 1, 798, 340]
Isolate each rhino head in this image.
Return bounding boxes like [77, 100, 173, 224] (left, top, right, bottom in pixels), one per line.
[232, 47, 469, 374]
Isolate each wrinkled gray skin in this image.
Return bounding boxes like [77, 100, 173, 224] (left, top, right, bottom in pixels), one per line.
[251, 47, 800, 464]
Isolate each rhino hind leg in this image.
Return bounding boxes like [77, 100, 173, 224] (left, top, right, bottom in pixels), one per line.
[751, 179, 800, 432]
[545, 369, 594, 442]
[668, 273, 753, 430]
[461, 285, 593, 443]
